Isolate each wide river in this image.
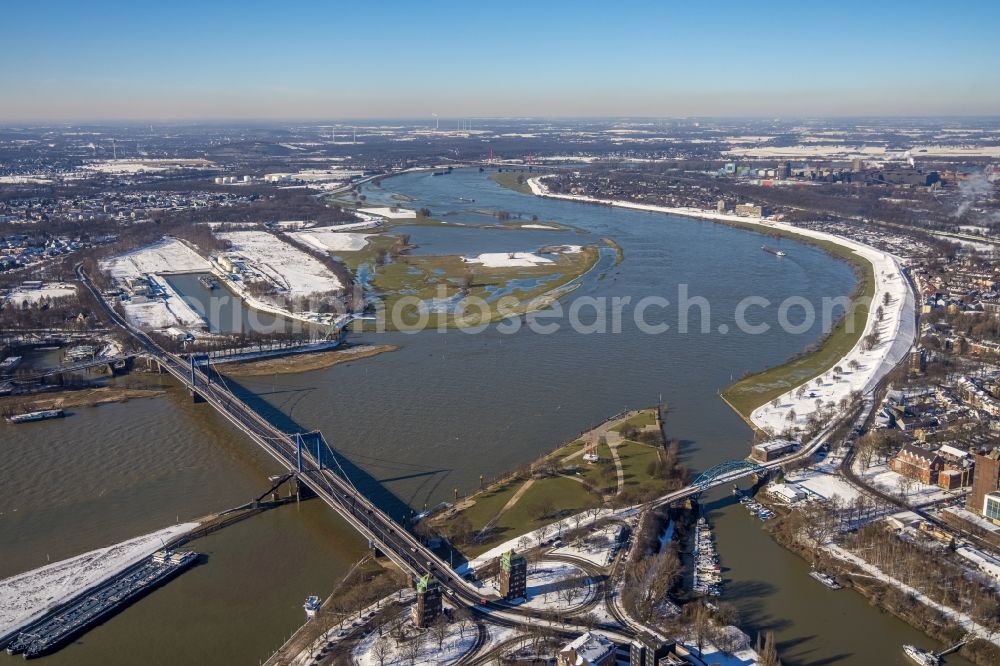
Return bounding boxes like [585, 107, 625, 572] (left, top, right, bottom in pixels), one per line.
[0, 169, 968, 665]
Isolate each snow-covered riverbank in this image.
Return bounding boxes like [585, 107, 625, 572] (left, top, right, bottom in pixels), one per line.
[526, 177, 917, 432]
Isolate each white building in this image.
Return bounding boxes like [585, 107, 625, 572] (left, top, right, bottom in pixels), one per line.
[557, 632, 615, 666]
[767, 483, 807, 503]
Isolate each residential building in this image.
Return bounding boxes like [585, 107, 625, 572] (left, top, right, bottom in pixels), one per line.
[558, 632, 615, 666]
[985, 492, 1000, 524]
[936, 444, 975, 489]
[891, 443, 943, 485]
[630, 633, 681, 666]
[735, 203, 767, 217]
[969, 449, 1000, 516]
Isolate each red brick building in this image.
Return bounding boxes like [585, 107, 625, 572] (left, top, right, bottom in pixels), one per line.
[969, 449, 1000, 515]
[891, 443, 943, 485]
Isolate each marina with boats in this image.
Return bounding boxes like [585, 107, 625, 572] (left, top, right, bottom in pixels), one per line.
[692, 517, 722, 597]
[738, 495, 775, 521]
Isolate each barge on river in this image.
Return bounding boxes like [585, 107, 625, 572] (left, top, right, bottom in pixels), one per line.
[4, 550, 198, 658]
[6, 409, 65, 424]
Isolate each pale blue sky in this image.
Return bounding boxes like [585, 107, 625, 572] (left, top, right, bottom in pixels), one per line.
[2, 0, 998, 120]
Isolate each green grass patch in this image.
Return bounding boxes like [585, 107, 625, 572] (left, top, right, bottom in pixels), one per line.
[563, 443, 615, 494]
[616, 440, 668, 493]
[459, 478, 522, 531]
[365, 246, 599, 330]
[603, 237, 625, 266]
[611, 409, 657, 432]
[463, 476, 598, 554]
[720, 235, 876, 423]
[490, 170, 537, 195]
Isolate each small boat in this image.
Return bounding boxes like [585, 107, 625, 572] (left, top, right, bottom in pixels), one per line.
[6, 409, 65, 424]
[762, 245, 786, 257]
[304, 595, 321, 619]
[808, 570, 842, 589]
[902, 645, 941, 666]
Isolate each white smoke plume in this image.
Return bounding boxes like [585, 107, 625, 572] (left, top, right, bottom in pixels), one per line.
[954, 167, 994, 218]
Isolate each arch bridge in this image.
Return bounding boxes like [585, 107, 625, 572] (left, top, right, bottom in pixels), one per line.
[691, 459, 769, 490]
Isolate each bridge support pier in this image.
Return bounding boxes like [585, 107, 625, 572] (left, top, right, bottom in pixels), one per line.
[190, 389, 205, 403]
[292, 475, 315, 502]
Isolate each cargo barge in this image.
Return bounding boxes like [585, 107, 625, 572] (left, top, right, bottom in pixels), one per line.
[5, 550, 198, 658]
[5, 409, 66, 424]
[762, 245, 786, 257]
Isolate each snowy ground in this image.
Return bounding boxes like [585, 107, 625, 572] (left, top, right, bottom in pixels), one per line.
[527, 177, 917, 433]
[358, 206, 416, 219]
[460, 510, 637, 576]
[5, 283, 77, 305]
[672, 626, 759, 665]
[520, 224, 559, 230]
[0, 523, 198, 641]
[522, 562, 593, 611]
[352, 613, 478, 666]
[287, 228, 371, 252]
[785, 469, 864, 504]
[462, 252, 553, 268]
[101, 238, 212, 331]
[853, 462, 956, 507]
[478, 561, 594, 612]
[550, 523, 623, 567]
[102, 237, 211, 280]
[217, 230, 342, 297]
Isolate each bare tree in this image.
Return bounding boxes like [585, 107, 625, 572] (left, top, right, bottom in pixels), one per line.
[454, 606, 473, 641]
[402, 631, 423, 666]
[371, 635, 392, 666]
[431, 615, 449, 651]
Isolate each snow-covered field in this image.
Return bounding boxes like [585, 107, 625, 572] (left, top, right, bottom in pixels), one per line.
[0, 523, 198, 641]
[527, 177, 917, 433]
[358, 206, 416, 219]
[785, 469, 864, 504]
[102, 237, 211, 280]
[218, 230, 342, 296]
[853, 462, 955, 507]
[551, 524, 623, 567]
[463, 252, 553, 268]
[461, 510, 638, 575]
[520, 562, 593, 611]
[352, 613, 477, 666]
[101, 238, 212, 331]
[5, 283, 77, 305]
[287, 228, 371, 253]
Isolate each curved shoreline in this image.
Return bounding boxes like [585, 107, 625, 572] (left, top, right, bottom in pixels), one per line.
[525, 176, 917, 433]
